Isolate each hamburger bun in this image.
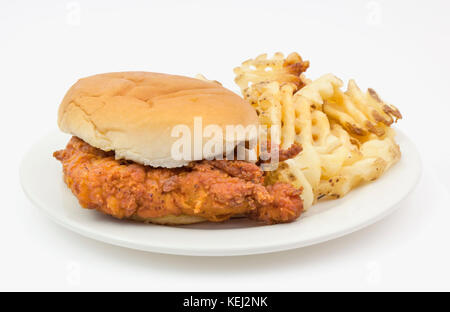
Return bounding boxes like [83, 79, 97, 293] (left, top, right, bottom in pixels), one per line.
[58, 71, 259, 168]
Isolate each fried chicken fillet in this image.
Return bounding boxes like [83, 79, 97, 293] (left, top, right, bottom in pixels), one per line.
[54, 137, 303, 224]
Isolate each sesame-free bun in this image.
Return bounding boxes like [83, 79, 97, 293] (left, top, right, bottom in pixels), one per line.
[58, 72, 259, 168]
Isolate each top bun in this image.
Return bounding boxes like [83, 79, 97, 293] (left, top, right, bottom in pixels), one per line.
[58, 72, 259, 168]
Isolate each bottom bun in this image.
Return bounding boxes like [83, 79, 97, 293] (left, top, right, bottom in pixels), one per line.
[130, 214, 207, 225]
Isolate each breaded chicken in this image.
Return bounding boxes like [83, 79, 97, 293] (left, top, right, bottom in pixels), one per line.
[54, 137, 303, 224]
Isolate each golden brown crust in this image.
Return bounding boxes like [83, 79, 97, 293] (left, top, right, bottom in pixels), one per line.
[58, 72, 259, 168]
[130, 214, 207, 225]
[54, 137, 303, 225]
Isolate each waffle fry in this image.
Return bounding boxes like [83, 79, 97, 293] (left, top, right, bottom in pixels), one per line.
[317, 135, 401, 198]
[235, 52, 402, 208]
[323, 79, 402, 140]
[295, 74, 343, 109]
[234, 52, 309, 92]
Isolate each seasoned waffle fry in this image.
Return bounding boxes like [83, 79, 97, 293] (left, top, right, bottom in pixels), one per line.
[249, 83, 322, 208]
[266, 159, 315, 210]
[234, 52, 309, 92]
[234, 52, 402, 208]
[317, 135, 401, 198]
[244, 81, 283, 142]
[295, 74, 343, 109]
[265, 93, 324, 208]
[324, 79, 402, 140]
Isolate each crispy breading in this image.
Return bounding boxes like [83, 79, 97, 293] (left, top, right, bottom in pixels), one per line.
[54, 137, 303, 224]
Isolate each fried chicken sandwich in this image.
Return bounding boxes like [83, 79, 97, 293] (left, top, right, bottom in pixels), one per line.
[54, 72, 303, 225]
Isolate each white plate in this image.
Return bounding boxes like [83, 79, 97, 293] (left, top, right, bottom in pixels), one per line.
[20, 130, 421, 256]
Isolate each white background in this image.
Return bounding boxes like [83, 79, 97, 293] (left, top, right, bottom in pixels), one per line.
[1, 0, 449, 291]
